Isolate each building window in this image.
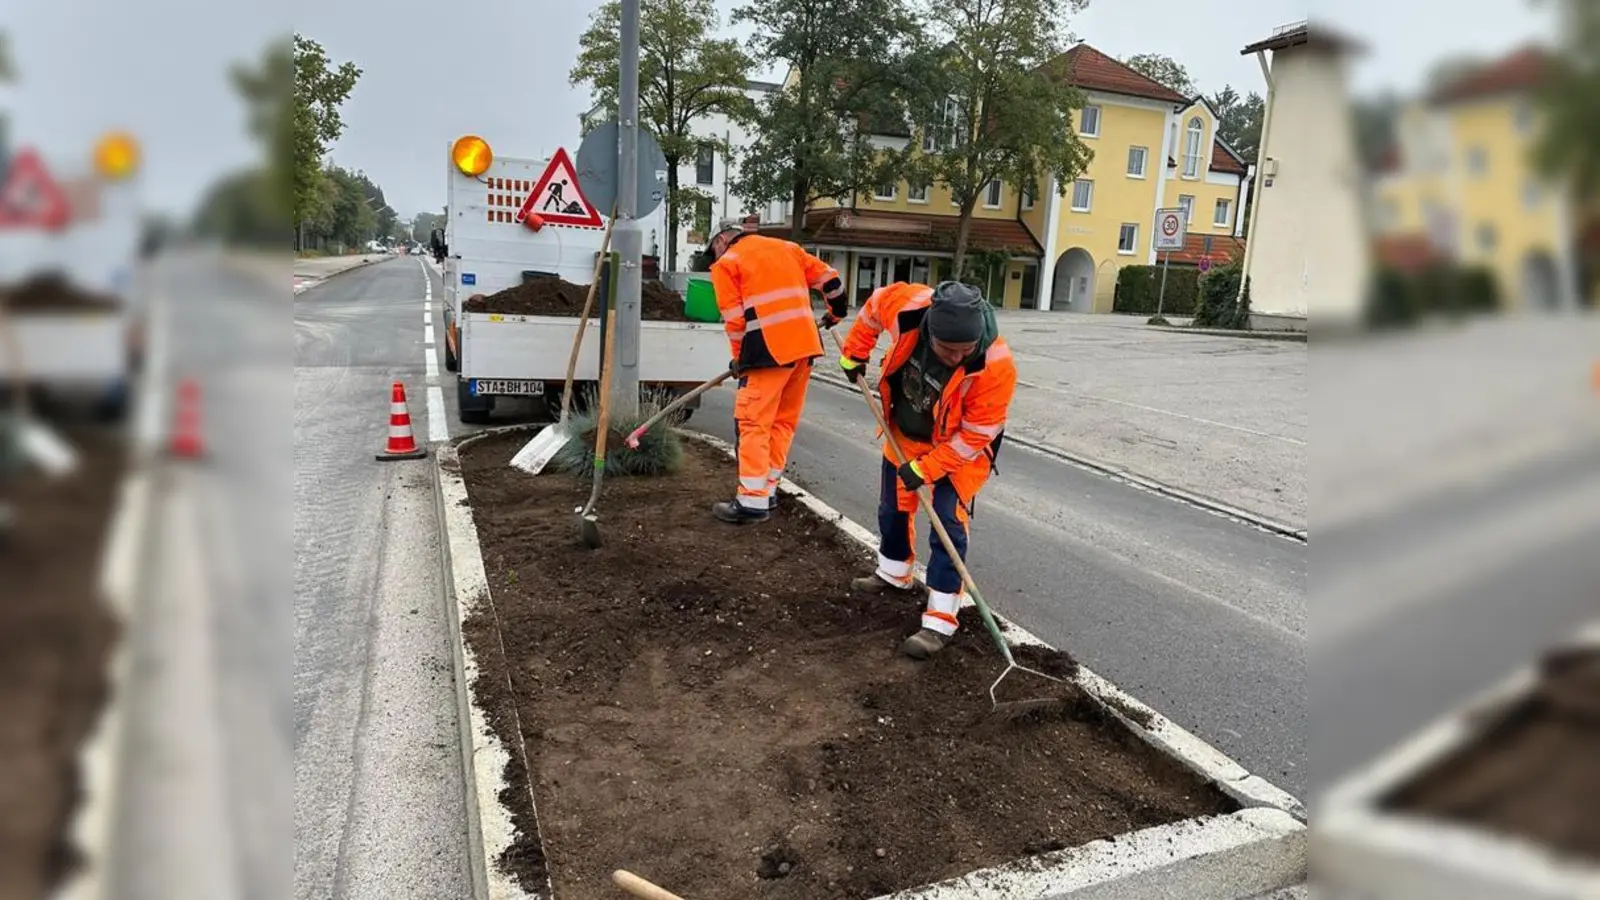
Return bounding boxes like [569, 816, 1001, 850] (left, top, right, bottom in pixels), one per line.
[1477, 222, 1497, 252]
[1466, 146, 1488, 176]
[941, 96, 964, 149]
[1118, 223, 1138, 255]
[984, 180, 1002, 208]
[1071, 179, 1093, 212]
[1078, 105, 1101, 138]
[1178, 194, 1194, 224]
[693, 197, 713, 236]
[1213, 198, 1232, 227]
[1127, 146, 1148, 178]
[695, 145, 714, 186]
[1021, 184, 1035, 210]
[873, 180, 897, 201]
[1523, 181, 1541, 209]
[908, 181, 929, 203]
[1183, 117, 1204, 178]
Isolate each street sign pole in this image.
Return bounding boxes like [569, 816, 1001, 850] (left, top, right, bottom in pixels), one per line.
[611, 0, 643, 417]
[1155, 251, 1170, 319]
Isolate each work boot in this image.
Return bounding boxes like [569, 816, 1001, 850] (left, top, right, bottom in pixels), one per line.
[850, 572, 920, 595]
[712, 500, 770, 524]
[900, 628, 950, 660]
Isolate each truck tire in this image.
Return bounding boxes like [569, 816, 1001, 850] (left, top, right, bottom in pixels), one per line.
[444, 339, 459, 373]
[457, 378, 492, 424]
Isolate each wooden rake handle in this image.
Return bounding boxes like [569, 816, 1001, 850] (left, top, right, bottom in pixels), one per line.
[612, 869, 687, 900]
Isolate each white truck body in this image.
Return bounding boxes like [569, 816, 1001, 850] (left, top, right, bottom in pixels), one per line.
[0, 153, 137, 390]
[442, 146, 725, 420]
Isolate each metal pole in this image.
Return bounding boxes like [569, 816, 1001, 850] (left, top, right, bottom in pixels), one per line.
[610, 0, 643, 416]
[1155, 250, 1170, 318]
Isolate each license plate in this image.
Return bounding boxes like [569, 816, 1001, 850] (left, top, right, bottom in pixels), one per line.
[471, 379, 543, 396]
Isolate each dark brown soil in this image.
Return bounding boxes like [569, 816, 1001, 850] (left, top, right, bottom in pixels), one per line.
[0, 274, 122, 313]
[462, 275, 692, 322]
[460, 430, 1236, 900]
[1385, 646, 1600, 863]
[0, 429, 124, 898]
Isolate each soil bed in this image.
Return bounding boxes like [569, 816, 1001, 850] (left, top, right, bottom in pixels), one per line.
[0, 428, 124, 898]
[460, 430, 1236, 900]
[1384, 646, 1600, 863]
[1, 274, 122, 313]
[462, 275, 692, 322]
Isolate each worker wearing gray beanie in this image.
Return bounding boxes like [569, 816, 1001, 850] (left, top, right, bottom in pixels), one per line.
[924, 281, 987, 344]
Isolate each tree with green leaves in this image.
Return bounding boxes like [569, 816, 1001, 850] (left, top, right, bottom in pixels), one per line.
[1123, 52, 1196, 98]
[920, 0, 1092, 275]
[731, 0, 935, 239]
[411, 211, 447, 244]
[1532, 0, 1600, 200]
[287, 35, 361, 231]
[1209, 84, 1265, 164]
[570, 0, 754, 271]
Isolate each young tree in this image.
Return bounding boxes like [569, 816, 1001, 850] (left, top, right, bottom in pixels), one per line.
[921, 0, 1092, 275]
[731, 0, 934, 238]
[1123, 52, 1196, 97]
[1208, 84, 1265, 164]
[285, 35, 361, 231]
[571, 0, 754, 271]
[1532, 0, 1600, 199]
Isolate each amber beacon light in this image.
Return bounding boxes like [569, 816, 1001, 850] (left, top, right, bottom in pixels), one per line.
[452, 135, 493, 177]
[94, 132, 140, 179]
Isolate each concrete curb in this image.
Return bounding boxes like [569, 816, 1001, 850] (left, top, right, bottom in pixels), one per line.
[285, 255, 389, 297]
[438, 425, 1306, 899]
[809, 372, 1308, 543]
[1145, 325, 1308, 342]
[1315, 619, 1600, 899]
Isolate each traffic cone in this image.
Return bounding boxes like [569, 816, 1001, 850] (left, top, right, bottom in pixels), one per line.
[169, 378, 205, 459]
[376, 381, 428, 461]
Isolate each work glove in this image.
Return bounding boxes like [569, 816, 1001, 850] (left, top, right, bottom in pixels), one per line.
[727, 358, 743, 377]
[896, 460, 926, 492]
[839, 357, 866, 384]
[820, 312, 842, 330]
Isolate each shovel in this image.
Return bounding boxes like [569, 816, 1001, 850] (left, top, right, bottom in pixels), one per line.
[622, 369, 734, 449]
[577, 276, 621, 549]
[0, 288, 77, 477]
[612, 869, 686, 900]
[509, 204, 619, 475]
[827, 329, 1066, 727]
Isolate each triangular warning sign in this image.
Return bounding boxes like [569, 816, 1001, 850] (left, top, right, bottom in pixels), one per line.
[518, 148, 604, 228]
[0, 149, 72, 231]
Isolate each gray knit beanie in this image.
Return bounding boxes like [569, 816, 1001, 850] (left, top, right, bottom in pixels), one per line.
[925, 281, 986, 342]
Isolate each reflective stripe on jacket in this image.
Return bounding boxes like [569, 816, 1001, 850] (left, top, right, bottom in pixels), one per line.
[841, 281, 1018, 503]
[711, 234, 844, 368]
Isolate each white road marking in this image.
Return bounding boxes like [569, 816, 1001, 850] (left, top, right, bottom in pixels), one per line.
[423, 301, 430, 314]
[426, 386, 448, 443]
[423, 312, 432, 324]
[425, 349, 439, 379]
[424, 324, 435, 346]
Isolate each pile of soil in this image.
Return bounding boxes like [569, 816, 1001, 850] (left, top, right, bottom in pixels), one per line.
[462, 275, 693, 322]
[1, 274, 122, 313]
[0, 429, 124, 898]
[460, 431, 1236, 900]
[1385, 646, 1600, 863]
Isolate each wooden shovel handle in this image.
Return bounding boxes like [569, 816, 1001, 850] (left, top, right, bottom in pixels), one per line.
[612, 869, 686, 900]
[561, 202, 619, 421]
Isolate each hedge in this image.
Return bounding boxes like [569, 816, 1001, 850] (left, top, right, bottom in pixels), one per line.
[1365, 263, 1500, 329]
[1113, 265, 1201, 316]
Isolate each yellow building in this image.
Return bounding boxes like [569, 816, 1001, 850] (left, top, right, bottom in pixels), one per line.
[1369, 46, 1584, 311]
[760, 45, 1253, 312]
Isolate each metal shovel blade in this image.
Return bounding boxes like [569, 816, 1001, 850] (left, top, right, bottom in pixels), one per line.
[18, 419, 77, 477]
[578, 513, 602, 549]
[509, 424, 572, 475]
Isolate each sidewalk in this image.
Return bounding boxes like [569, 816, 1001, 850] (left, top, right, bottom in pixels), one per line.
[293, 253, 387, 294]
[817, 310, 1308, 530]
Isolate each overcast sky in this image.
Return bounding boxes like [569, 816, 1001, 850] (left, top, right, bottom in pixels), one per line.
[0, 0, 1553, 220]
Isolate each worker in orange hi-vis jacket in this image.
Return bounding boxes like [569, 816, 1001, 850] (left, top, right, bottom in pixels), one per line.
[838, 281, 1017, 660]
[705, 224, 847, 523]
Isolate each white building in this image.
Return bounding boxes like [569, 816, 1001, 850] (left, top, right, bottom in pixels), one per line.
[1238, 21, 1369, 329]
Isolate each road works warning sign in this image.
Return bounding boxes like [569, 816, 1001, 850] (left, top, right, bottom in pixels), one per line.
[517, 148, 603, 228]
[0, 149, 72, 230]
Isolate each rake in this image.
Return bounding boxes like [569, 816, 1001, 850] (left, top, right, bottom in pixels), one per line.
[828, 328, 1067, 727]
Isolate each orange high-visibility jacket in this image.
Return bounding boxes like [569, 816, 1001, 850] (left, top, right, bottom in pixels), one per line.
[841, 282, 1018, 503]
[711, 234, 845, 368]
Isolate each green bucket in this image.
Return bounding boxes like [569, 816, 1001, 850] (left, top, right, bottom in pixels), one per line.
[684, 278, 721, 323]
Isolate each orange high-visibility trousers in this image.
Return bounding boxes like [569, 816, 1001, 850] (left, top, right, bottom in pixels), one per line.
[732, 360, 813, 510]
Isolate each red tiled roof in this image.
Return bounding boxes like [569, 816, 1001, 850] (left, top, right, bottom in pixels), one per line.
[1163, 233, 1245, 267]
[1053, 45, 1191, 106]
[1430, 46, 1551, 104]
[1373, 234, 1443, 273]
[1211, 142, 1247, 175]
[758, 208, 1043, 256]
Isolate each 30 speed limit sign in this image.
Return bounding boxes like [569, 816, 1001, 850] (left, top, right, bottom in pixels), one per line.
[1153, 208, 1186, 251]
